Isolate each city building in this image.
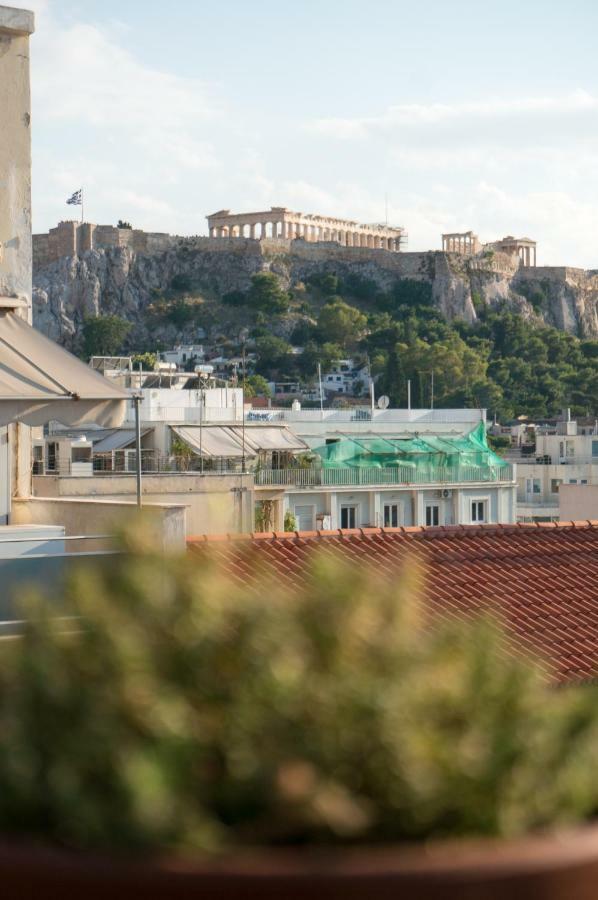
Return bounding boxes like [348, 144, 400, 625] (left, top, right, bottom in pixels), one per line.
[322, 358, 371, 395]
[253, 415, 516, 532]
[506, 411, 598, 522]
[159, 344, 205, 368]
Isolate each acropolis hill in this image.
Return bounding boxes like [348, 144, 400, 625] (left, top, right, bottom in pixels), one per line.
[32, 210, 598, 349]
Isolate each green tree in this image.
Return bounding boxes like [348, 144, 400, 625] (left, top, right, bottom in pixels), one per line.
[117, 219, 132, 229]
[255, 335, 293, 376]
[248, 272, 290, 314]
[243, 374, 272, 399]
[222, 289, 247, 307]
[316, 300, 367, 348]
[132, 352, 157, 370]
[170, 274, 192, 292]
[298, 341, 343, 378]
[82, 315, 131, 359]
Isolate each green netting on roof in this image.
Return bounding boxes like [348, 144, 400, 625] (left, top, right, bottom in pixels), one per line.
[312, 422, 507, 473]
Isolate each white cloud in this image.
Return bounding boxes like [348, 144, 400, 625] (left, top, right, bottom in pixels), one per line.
[310, 90, 598, 141]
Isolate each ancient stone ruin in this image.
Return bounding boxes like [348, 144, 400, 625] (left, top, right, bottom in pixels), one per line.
[206, 206, 407, 251]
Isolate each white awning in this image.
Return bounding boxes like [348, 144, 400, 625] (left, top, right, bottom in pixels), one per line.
[0, 312, 128, 427]
[92, 428, 151, 453]
[240, 426, 308, 452]
[172, 426, 249, 459]
[172, 424, 308, 458]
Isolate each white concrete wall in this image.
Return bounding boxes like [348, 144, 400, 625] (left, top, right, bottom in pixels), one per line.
[32, 472, 255, 536]
[281, 483, 515, 529]
[12, 496, 187, 551]
[0, 7, 35, 522]
[558, 484, 598, 522]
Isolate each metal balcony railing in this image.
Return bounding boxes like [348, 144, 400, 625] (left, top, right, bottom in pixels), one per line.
[255, 464, 514, 488]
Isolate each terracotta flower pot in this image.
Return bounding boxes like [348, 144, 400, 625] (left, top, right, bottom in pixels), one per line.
[2, 827, 598, 900]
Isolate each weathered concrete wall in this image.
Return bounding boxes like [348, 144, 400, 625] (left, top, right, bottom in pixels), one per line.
[33, 221, 181, 268]
[0, 7, 35, 520]
[32, 472, 254, 536]
[558, 484, 598, 523]
[11, 495, 187, 550]
[0, 5, 34, 315]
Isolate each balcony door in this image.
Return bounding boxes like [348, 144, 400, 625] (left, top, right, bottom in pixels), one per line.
[383, 502, 401, 528]
[340, 505, 357, 529]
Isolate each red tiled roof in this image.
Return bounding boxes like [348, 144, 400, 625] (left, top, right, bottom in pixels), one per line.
[187, 522, 598, 685]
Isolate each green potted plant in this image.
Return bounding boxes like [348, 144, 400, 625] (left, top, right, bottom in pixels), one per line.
[1, 526, 598, 898]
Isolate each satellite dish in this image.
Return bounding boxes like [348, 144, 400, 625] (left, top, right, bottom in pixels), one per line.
[378, 395, 390, 410]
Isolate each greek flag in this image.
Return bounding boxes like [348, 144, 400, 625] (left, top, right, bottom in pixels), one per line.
[66, 189, 82, 206]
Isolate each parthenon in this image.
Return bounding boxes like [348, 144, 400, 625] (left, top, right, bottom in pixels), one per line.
[206, 207, 407, 251]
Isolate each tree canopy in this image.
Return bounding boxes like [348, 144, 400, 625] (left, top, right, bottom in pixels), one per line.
[82, 315, 131, 359]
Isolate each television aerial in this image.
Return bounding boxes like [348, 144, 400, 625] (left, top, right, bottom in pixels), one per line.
[378, 395, 390, 410]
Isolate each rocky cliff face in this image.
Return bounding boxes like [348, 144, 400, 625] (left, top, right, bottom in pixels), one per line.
[32, 238, 598, 349]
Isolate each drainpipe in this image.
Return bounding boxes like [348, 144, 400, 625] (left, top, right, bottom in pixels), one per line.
[133, 393, 142, 507]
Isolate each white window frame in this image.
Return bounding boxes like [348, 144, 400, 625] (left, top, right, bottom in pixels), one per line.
[294, 504, 316, 531]
[470, 497, 489, 523]
[383, 502, 401, 528]
[425, 503, 440, 527]
[340, 504, 357, 530]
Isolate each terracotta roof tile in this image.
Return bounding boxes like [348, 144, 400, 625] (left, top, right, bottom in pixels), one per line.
[188, 523, 598, 683]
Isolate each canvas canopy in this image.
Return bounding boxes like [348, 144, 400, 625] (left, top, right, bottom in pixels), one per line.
[92, 428, 151, 453]
[312, 423, 507, 472]
[0, 311, 128, 427]
[172, 426, 247, 459]
[241, 427, 308, 453]
[172, 425, 307, 458]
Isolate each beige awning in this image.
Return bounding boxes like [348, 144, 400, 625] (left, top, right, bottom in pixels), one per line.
[0, 311, 128, 427]
[172, 426, 249, 459]
[172, 424, 308, 458]
[240, 426, 308, 452]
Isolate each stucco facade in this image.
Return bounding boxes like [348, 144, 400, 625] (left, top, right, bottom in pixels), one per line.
[0, 6, 35, 519]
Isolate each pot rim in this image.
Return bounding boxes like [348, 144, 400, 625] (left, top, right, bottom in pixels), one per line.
[1, 823, 598, 882]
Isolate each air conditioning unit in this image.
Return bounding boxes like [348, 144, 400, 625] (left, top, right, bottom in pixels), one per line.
[436, 489, 452, 499]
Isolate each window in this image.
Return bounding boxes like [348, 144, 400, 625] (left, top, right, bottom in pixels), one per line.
[471, 500, 486, 523]
[340, 505, 357, 529]
[383, 503, 400, 528]
[525, 477, 541, 496]
[568, 478, 577, 484]
[46, 442, 57, 472]
[593, 440, 598, 457]
[294, 505, 315, 531]
[425, 504, 439, 527]
[581, 479, 588, 485]
[71, 447, 91, 463]
[550, 479, 561, 493]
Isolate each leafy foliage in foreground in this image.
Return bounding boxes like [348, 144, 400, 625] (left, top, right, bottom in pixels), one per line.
[1, 530, 598, 853]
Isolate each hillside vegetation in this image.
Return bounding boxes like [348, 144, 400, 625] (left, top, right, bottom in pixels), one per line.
[33, 244, 598, 419]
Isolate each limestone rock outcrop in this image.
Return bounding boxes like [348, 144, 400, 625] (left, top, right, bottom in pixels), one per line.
[32, 238, 598, 349]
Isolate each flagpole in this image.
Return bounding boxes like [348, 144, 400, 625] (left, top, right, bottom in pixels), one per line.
[81, 187, 84, 224]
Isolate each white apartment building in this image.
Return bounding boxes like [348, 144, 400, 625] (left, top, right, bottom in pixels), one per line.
[322, 359, 370, 395]
[252, 407, 517, 532]
[160, 344, 205, 368]
[508, 414, 598, 521]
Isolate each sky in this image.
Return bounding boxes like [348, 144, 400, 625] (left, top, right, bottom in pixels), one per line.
[27, 0, 598, 267]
